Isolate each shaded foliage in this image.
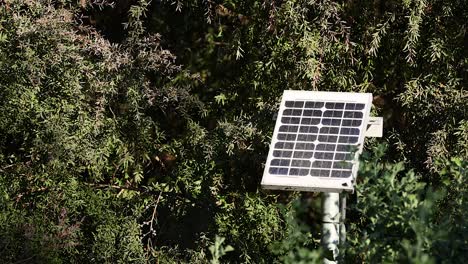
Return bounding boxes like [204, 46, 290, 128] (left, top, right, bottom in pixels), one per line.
[0, 0, 466, 263]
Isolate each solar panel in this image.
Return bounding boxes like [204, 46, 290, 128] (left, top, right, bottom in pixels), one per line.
[261, 90, 373, 192]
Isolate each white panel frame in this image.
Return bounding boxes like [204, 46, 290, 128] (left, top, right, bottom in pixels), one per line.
[261, 90, 373, 192]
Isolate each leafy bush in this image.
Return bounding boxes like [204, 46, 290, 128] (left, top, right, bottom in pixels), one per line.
[347, 145, 467, 263]
[0, 0, 466, 263]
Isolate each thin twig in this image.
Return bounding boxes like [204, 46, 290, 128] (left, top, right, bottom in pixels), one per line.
[84, 182, 144, 192]
[149, 191, 163, 233]
[143, 191, 163, 238]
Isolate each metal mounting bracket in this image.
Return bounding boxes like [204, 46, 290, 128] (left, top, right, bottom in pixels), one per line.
[365, 117, 383, 138]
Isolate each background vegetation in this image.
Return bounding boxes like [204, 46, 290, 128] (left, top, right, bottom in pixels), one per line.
[0, 0, 466, 263]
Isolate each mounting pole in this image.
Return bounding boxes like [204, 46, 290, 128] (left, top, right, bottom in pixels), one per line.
[322, 192, 340, 263]
[339, 192, 346, 262]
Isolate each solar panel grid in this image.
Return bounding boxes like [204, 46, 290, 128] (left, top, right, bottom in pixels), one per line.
[269, 100, 365, 179]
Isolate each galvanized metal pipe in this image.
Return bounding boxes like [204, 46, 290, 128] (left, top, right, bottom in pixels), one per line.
[339, 193, 347, 262]
[322, 192, 340, 264]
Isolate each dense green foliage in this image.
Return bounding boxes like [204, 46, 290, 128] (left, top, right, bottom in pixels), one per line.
[0, 0, 466, 263]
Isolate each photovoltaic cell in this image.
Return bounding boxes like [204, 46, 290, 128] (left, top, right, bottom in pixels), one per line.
[268, 99, 367, 179]
[279, 125, 299, 132]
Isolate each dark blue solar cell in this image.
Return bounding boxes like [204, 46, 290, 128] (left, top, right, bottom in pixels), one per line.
[297, 134, 317, 141]
[304, 101, 324, 108]
[345, 103, 365, 110]
[336, 153, 353, 161]
[289, 168, 309, 176]
[333, 161, 353, 169]
[281, 117, 300, 124]
[277, 133, 297, 141]
[338, 136, 358, 143]
[285, 101, 304, 108]
[310, 169, 320, 176]
[299, 126, 319, 133]
[301, 118, 321, 125]
[269, 167, 289, 175]
[270, 159, 291, 166]
[324, 110, 343, 118]
[295, 143, 315, 150]
[314, 152, 334, 160]
[303, 109, 322, 117]
[322, 119, 341, 126]
[331, 170, 352, 178]
[325, 102, 345, 109]
[293, 151, 314, 159]
[310, 169, 331, 177]
[342, 119, 362, 127]
[340, 170, 352, 178]
[273, 150, 292, 158]
[279, 125, 299, 132]
[320, 127, 340, 135]
[291, 159, 311, 168]
[336, 144, 358, 152]
[312, 160, 332, 168]
[283, 109, 303, 116]
[318, 135, 338, 143]
[340, 127, 360, 135]
[275, 142, 295, 150]
[335, 153, 354, 160]
[316, 144, 336, 151]
[343, 111, 363, 118]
